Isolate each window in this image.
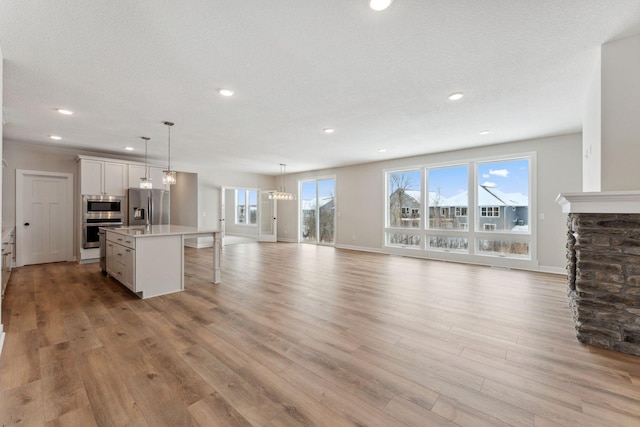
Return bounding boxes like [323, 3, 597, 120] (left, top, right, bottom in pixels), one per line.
[455, 207, 468, 217]
[480, 207, 499, 217]
[388, 233, 420, 248]
[235, 189, 257, 225]
[387, 170, 421, 229]
[384, 155, 533, 264]
[428, 165, 468, 230]
[428, 236, 468, 252]
[476, 158, 531, 257]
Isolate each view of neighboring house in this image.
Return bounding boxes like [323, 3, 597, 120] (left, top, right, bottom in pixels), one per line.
[389, 186, 529, 231]
[301, 196, 335, 243]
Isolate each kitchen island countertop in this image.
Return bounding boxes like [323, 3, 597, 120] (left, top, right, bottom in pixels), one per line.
[107, 225, 222, 238]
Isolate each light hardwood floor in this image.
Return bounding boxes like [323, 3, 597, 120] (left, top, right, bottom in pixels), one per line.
[1, 243, 640, 426]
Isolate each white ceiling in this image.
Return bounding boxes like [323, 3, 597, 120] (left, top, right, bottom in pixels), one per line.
[1, 1, 640, 175]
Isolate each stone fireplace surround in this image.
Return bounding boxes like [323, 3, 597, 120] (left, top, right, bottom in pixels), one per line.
[557, 191, 640, 356]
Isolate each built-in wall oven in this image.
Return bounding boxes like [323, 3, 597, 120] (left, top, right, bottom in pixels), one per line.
[82, 195, 125, 248]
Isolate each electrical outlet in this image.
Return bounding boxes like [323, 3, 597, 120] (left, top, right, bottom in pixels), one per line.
[202, 212, 206, 217]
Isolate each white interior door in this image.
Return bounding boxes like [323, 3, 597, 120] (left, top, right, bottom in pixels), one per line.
[16, 170, 73, 266]
[258, 191, 277, 242]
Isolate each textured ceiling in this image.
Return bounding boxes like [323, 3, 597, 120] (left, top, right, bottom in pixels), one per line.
[1, 1, 640, 175]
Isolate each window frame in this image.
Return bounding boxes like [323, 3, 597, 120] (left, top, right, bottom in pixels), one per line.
[234, 189, 258, 226]
[383, 153, 536, 267]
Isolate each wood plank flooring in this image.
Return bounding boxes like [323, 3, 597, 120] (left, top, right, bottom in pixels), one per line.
[1, 243, 640, 426]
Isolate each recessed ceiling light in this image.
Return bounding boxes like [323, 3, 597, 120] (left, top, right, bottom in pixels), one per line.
[479, 130, 490, 135]
[49, 135, 62, 140]
[124, 146, 134, 151]
[447, 92, 464, 101]
[378, 148, 387, 153]
[218, 88, 234, 97]
[56, 109, 73, 115]
[323, 128, 335, 134]
[370, 0, 393, 11]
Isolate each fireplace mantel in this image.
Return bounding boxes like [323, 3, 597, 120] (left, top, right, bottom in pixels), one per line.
[556, 191, 640, 214]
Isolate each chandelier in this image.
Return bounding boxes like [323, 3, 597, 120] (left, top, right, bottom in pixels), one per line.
[162, 121, 177, 185]
[268, 163, 296, 200]
[139, 136, 152, 189]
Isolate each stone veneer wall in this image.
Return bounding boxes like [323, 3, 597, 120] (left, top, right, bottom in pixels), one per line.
[567, 213, 640, 356]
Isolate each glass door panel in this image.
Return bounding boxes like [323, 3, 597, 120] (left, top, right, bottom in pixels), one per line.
[301, 181, 317, 243]
[318, 179, 335, 244]
[300, 178, 335, 245]
[258, 191, 277, 242]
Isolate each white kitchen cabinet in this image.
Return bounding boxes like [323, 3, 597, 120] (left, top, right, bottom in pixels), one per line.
[128, 164, 146, 189]
[1, 227, 15, 297]
[128, 164, 170, 191]
[123, 246, 136, 290]
[105, 240, 116, 274]
[104, 162, 127, 195]
[80, 158, 127, 196]
[106, 231, 136, 292]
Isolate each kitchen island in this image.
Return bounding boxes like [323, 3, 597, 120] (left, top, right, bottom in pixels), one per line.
[104, 225, 222, 299]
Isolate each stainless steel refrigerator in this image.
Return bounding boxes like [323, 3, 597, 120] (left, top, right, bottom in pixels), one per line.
[127, 188, 170, 226]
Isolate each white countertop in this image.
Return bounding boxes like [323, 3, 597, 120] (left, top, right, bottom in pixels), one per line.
[104, 225, 222, 238]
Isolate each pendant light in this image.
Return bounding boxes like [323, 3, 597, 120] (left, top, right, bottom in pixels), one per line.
[139, 136, 152, 189]
[268, 163, 296, 200]
[162, 121, 177, 185]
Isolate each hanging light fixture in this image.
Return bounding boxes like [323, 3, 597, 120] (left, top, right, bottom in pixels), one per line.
[162, 121, 177, 185]
[139, 136, 153, 189]
[268, 163, 296, 200]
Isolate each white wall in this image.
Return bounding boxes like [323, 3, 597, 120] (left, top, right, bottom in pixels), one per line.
[170, 171, 198, 227]
[583, 50, 602, 192]
[0, 42, 5, 351]
[277, 133, 582, 272]
[601, 33, 640, 191]
[192, 168, 275, 232]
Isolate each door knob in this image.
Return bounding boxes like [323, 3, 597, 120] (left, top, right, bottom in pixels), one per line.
[24, 222, 30, 226]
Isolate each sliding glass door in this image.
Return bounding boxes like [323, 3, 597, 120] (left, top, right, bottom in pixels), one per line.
[300, 178, 335, 245]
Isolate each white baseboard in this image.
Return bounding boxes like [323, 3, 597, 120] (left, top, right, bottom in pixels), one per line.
[334, 243, 386, 254]
[277, 237, 298, 243]
[537, 266, 567, 275]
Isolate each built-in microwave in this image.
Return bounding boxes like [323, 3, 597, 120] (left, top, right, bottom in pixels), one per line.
[82, 195, 125, 248]
[82, 195, 124, 219]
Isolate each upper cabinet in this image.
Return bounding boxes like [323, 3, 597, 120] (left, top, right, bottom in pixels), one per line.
[79, 158, 127, 196]
[128, 164, 146, 189]
[128, 165, 170, 191]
